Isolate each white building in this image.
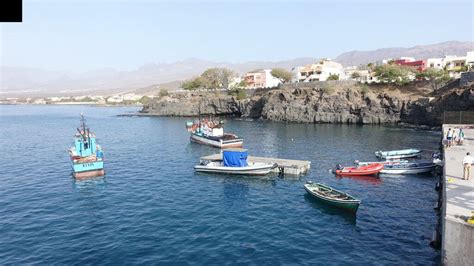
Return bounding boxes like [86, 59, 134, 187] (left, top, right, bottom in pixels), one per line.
[375, 58, 392, 66]
[106, 95, 124, 103]
[465, 51, 474, 69]
[443, 55, 467, 71]
[292, 59, 345, 82]
[122, 93, 142, 101]
[426, 58, 444, 70]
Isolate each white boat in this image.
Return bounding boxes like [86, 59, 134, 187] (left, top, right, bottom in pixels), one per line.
[194, 148, 277, 175]
[186, 120, 243, 148]
[375, 149, 422, 159]
[380, 162, 437, 174]
[195, 161, 278, 175]
[190, 132, 243, 149]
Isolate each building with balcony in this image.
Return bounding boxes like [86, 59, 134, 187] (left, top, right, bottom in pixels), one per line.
[244, 69, 281, 88]
[394, 59, 427, 72]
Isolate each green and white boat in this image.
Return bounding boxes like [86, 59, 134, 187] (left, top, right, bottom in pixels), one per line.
[304, 182, 361, 213]
[375, 148, 422, 159]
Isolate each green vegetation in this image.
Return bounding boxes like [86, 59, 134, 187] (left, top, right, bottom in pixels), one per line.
[321, 83, 335, 95]
[360, 84, 369, 94]
[59, 96, 97, 102]
[373, 64, 417, 86]
[271, 68, 293, 83]
[236, 80, 247, 88]
[351, 72, 361, 79]
[327, 74, 340, 81]
[158, 89, 169, 97]
[182, 68, 236, 90]
[139, 96, 151, 104]
[416, 68, 451, 91]
[228, 88, 247, 100]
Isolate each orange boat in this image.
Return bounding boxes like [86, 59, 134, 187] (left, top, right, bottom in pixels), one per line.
[335, 163, 384, 176]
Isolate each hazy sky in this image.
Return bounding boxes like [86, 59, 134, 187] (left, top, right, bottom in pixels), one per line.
[1, 0, 472, 72]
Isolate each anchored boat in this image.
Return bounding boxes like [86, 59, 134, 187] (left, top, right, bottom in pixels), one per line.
[186, 119, 243, 148]
[380, 162, 437, 174]
[68, 114, 104, 179]
[375, 149, 422, 159]
[304, 181, 360, 213]
[195, 148, 277, 175]
[334, 163, 383, 176]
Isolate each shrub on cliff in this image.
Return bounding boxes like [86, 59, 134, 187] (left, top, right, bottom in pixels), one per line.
[351, 72, 361, 79]
[321, 83, 335, 95]
[228, 88, 247, 100]
[139, 96, 151, 104]
[182, 68, 237, 90]
[327, 74, 340, 81]
[271, 68, 293, 83]
[416, 68, 451, 91]
[158, 89, 169, 97]
[374, 64, 417, 86]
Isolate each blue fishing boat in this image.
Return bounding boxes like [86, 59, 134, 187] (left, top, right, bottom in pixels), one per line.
[68, 114, 104, 178]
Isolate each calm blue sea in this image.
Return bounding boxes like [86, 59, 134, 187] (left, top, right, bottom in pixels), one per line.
[0, 105, 441, 264]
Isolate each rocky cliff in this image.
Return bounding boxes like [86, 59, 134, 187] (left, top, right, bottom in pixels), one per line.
[141, 81, 474, 127]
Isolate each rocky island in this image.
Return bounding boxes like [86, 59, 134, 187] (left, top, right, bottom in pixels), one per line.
[141, 76, 474, 127]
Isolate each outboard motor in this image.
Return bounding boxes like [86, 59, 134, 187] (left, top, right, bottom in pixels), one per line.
[336, 164, 343, 170]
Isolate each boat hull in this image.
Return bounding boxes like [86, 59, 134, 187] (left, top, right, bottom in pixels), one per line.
[194, 163, 277, 175]
[335, 164, 383, 176]
[72, 160, 104, 179]
[380, 164, 436, 174]
[304, 184, 360, 213]
[190, 134, 243, 148]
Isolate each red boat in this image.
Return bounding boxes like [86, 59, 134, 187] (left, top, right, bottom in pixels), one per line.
[335, 163, 384, 176]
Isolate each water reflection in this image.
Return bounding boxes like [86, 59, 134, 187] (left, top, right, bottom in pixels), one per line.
[72, 175, 107, 191]
[303, 194, 357, 225]
[335, 175, 382, 185]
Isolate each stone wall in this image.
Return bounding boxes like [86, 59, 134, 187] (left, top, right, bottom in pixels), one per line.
[460, 71, 474, 87]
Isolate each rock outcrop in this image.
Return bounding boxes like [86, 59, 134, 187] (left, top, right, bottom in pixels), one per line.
[141, 81, 474, 126]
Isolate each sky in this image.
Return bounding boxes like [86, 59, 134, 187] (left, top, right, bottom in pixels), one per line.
[0, 0, 473, 72]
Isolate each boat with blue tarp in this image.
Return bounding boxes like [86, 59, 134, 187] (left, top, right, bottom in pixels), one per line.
[195, 148, 277, 175]
[68, 114, 104, 178]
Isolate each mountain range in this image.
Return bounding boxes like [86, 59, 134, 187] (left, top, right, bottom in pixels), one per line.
[1, 41, 472, 97]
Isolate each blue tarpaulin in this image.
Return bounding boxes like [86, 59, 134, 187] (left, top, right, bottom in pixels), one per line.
[223, 149, 248, 167]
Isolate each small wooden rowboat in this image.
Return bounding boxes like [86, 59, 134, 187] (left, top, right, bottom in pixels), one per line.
[375, 149, 422, 159]
[304, 182, 360, 213]
[334, 163, 383, 176]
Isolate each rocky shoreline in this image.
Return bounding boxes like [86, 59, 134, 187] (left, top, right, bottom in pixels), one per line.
[140, 80, 474, 127]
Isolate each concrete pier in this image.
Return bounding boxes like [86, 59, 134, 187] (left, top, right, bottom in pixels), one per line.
[200, 154, 311, 176]
[441, 124, 474, 265]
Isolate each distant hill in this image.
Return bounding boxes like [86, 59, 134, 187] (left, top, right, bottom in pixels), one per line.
[1, 41, 473, 97]
[0, 58, 318, 97]
[334, 41, 473, 66]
